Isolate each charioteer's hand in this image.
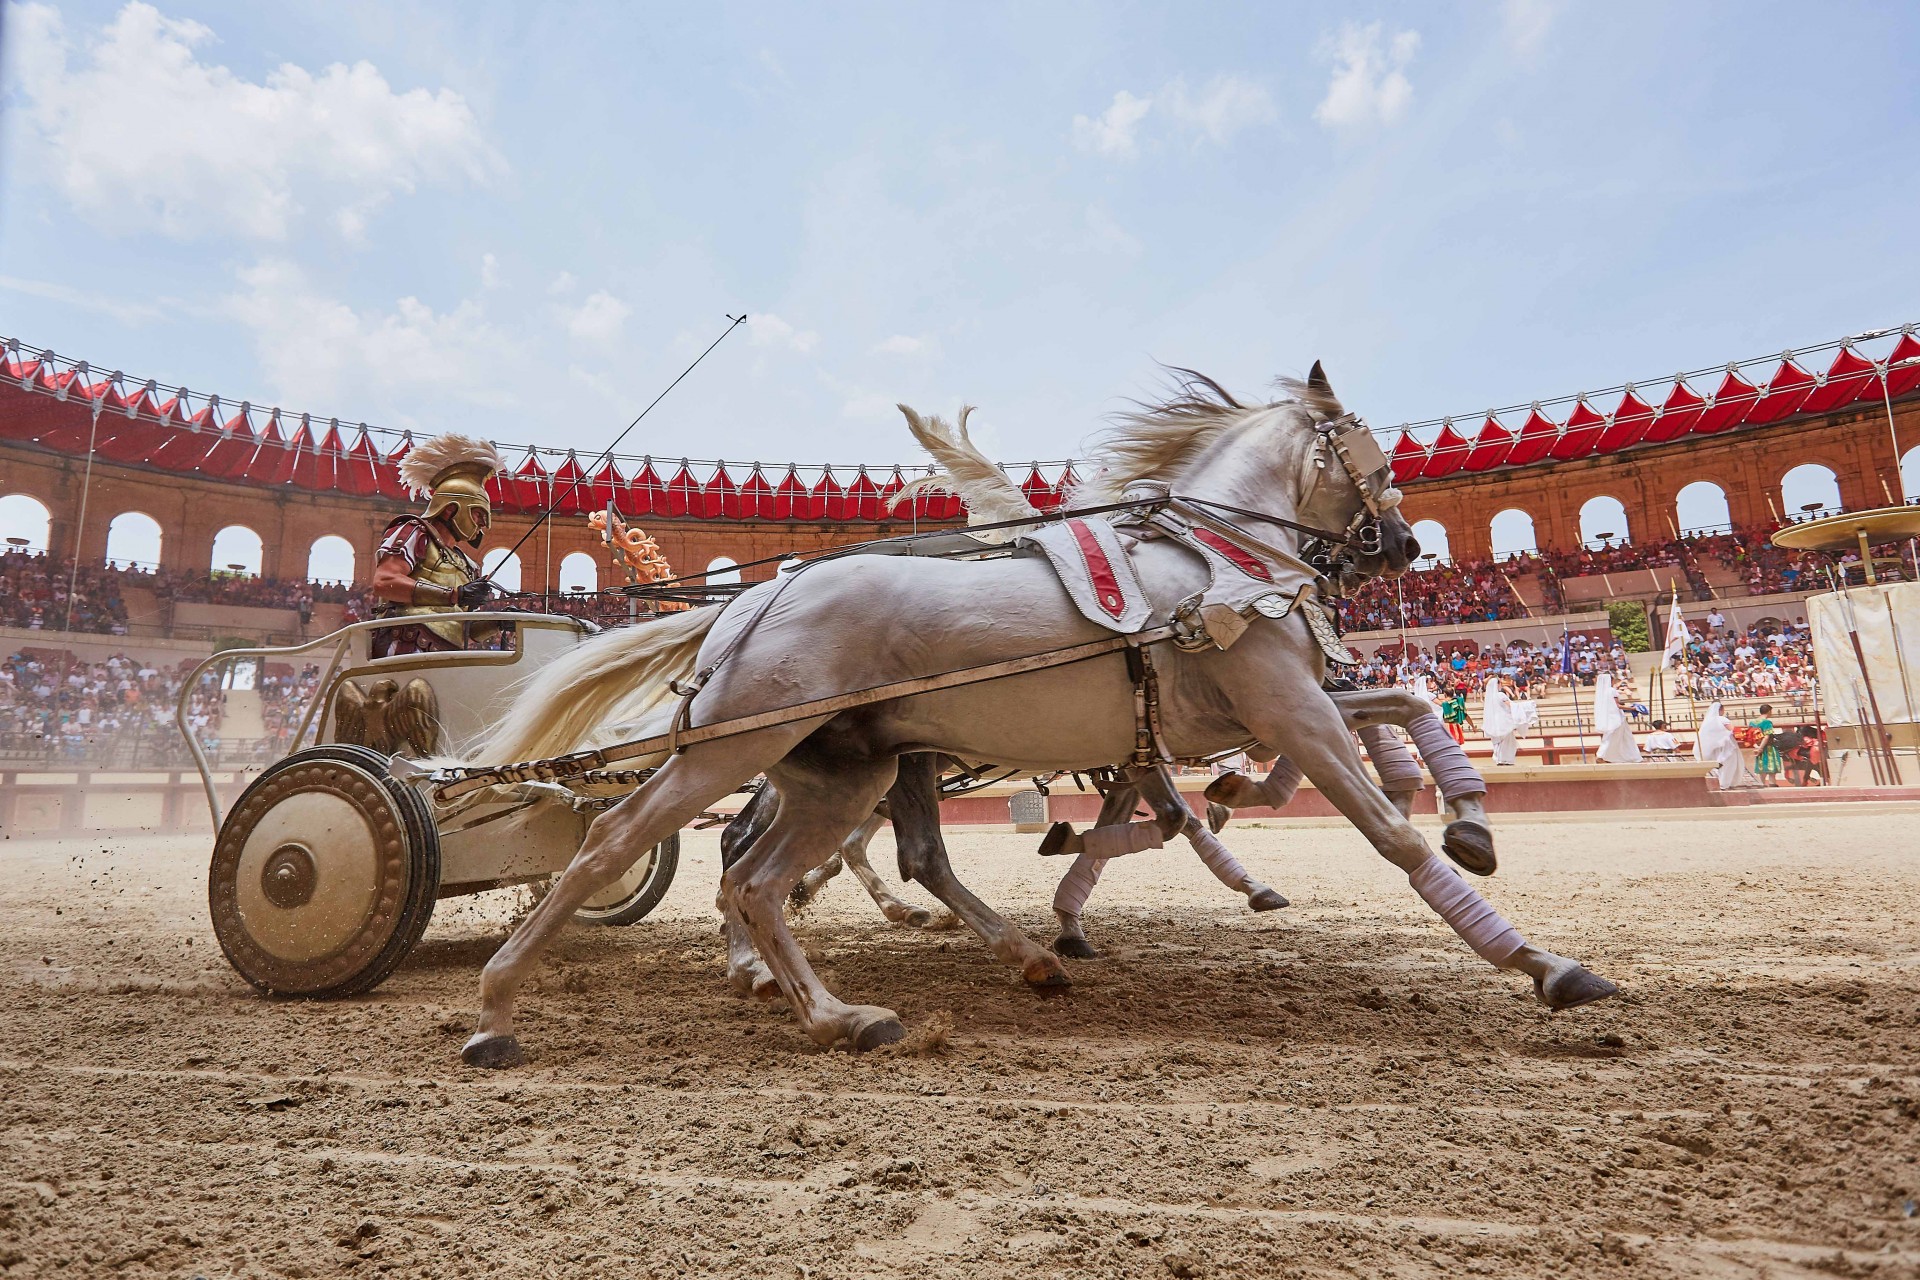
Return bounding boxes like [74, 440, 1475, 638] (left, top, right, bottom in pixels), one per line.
[456, 580, 497, 609]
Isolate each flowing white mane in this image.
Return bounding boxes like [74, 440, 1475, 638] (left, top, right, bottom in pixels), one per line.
[1072, 367, 1345, 506]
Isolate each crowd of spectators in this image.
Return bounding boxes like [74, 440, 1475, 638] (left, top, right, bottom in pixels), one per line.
[1346, 632, 1636, 698]
[1674, 614, 1818, 706]
[0, 550, 133, 634]
[1334, 557, 1526, 630]
[0, 649, 325, 766]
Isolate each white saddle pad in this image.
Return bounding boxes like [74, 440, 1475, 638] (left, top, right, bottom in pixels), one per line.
[1019, 517, 1155, 633]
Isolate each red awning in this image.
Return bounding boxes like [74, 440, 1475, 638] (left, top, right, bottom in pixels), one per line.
[1503, 407, 1560, 467]
[1389, 432, 1428, 482]
[1419, 422, 1470, 479]
[1693, 368, 1760, 434]
[623, 461, 665, 516]
[1462, 415, 1515, 472]
[1799, 347, 1878, 415]
[1548, 400, 1606, 462]
[1744, 358, 1815, 425]
[1643, 379, 1705, 443]
[1595, 389, 1656, 453]
[1883, 332, 1920, 398]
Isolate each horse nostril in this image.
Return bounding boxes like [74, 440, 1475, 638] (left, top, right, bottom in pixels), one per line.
[1402, 533, 1421, 561]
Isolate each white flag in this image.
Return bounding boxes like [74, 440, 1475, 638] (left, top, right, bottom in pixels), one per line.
[1660, 589, 1687, 669]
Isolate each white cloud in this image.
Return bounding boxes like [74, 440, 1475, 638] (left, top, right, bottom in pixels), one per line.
[746, 312, 818, 353]
[1071, 90, 1153, 159]
[547, 270, 578, 295]
[224, 259, 514, 412]
[1079, 205, 1142, 256]
[1313, 21, 1420, 129]
[562, 290, 632, 343]
[871, 334, 929, 357]
[1163, 76, 1277, 145]
[0, 274, 169, 324]
[480, 253, 501, 289]
[1502, 0, 1558, 58]
[7, 2, 502, 242]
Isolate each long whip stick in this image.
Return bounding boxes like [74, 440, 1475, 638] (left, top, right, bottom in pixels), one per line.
[484, 313, 747, 585]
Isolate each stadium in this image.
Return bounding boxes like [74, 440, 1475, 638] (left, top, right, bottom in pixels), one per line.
[4, 6, 1918, 1278]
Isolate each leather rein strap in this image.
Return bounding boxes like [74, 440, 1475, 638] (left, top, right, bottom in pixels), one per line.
[434, 624, 1179, 800]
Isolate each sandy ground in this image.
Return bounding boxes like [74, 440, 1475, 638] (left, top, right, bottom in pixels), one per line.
[1, 806, 1917, 1279]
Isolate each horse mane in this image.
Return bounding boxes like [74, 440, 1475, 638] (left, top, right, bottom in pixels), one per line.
[1075, 366, 1341, 505]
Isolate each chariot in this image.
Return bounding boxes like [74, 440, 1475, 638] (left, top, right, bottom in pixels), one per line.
[177, 611, 682, 998]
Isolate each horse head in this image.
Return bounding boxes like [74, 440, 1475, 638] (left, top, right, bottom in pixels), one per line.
[1282, 360, 1418, 582]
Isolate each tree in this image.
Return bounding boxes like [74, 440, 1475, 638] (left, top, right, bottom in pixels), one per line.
[1608, 600, 1651, 653]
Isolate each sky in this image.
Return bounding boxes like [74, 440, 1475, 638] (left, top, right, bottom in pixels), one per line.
[3, 0, 1919, 477]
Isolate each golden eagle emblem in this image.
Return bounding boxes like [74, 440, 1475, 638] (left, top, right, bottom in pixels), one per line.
[334, 677, 441, 756]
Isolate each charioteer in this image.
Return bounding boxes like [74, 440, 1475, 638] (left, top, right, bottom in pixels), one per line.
[370, 434, 509, 658]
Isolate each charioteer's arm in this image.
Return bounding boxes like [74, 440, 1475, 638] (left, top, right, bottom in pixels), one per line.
[373, 553, 453, 606]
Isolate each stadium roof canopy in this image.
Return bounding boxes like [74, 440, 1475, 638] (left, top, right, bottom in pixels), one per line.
[2, 326, 1915, 521]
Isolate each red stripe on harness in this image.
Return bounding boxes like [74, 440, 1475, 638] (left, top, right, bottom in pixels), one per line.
[1193, 528, 1272, 581]
[1067, 518, 1127, 618]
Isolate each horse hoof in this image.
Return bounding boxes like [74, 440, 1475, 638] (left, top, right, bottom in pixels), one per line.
[1052, 934, 1098, 960]
[900, 907, 934, 928]
[1023, 957, 1073, 989]
[1534, 962, 1620, 1011]
[1442, 820, 1498, 876]
[1203, 772, 1256, 807]
[1246, 887, 1290, 912]
[851, 1015, 907, 1052]
[752, 973, 782, 1002]
[1037, 822, 1077, 857]
[1206, 801, 1231, 834]
[461, 1033, 524, 1070]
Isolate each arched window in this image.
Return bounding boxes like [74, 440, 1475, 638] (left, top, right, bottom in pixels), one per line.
[1408, 519, 1452, 566]
[104, 511, 163, 569]
[0, 494, 52, 554]
[1489, 508, 1537, 559]
[481, 549, 522, 592]
[307, 535, 356, 585]
[1780, 464, 1841, 519]
[211, 525, 263, 577]
[559, 551, 598, 594]
[1675, 481, 1730, 535]
[1578, 496, 1630, 548]
[1901, 445, 1920, 504]
[706, 556, 741, 586]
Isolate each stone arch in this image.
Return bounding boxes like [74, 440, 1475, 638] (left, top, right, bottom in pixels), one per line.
[0, 493, 52, 554]
[1898, 445, 1919, 504]
[559, 551, 598, 594]
[211, 524, 263, 577]
[1675, 480, 1731, 535]
[307, 535, 356, 585]
[482, 548, 523, 592]
[1779, 463, 1841, 519]
[706, 556, 741, 586]
[1489, 508, 1537, 559]
[1408, 518, 1452, 566]
[1577, 495, 1630, 548]
[105, 511, 164, 569]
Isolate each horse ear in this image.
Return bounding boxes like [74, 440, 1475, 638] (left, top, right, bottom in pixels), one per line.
[1307, 360, 1332, 395]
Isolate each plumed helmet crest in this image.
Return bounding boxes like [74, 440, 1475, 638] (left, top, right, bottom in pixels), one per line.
[398, 433, 506, 499]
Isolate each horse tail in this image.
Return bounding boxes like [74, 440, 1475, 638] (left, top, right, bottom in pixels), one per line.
[461, 605, 722, 766]
[887, 404, 1039, 540]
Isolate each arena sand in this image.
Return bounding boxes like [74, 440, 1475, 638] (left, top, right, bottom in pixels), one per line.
[1, 807, 1916, 1279]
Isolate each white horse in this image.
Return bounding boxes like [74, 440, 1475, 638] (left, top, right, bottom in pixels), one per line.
[456, 366, 1615, 1065]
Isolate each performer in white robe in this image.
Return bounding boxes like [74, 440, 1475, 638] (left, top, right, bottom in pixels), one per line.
[1483, 677, 1521, 765]
[1694, 701, 1759, 789]
[1593, 671, 1641, 762]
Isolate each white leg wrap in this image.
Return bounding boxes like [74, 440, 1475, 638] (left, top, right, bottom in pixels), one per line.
[1080, 819, 1165, 861]
[1181, 818, 1257, 895]
[1051, 854, 1106, 917]
[1407, 854, 1526, 967]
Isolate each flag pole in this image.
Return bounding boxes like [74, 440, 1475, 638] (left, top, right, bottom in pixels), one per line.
[1560, 625, 1590, 764]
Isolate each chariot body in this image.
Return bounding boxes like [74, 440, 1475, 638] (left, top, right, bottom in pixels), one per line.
[178, 610, 680, 997]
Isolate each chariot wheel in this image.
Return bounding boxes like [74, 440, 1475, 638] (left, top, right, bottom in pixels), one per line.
[573, 833, 680, 926]
[209, 744, 440, 998]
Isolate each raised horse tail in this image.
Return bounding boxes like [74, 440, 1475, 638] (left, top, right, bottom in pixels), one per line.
[887, 404, 1041, 540]
[460, 604, 722, 767]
